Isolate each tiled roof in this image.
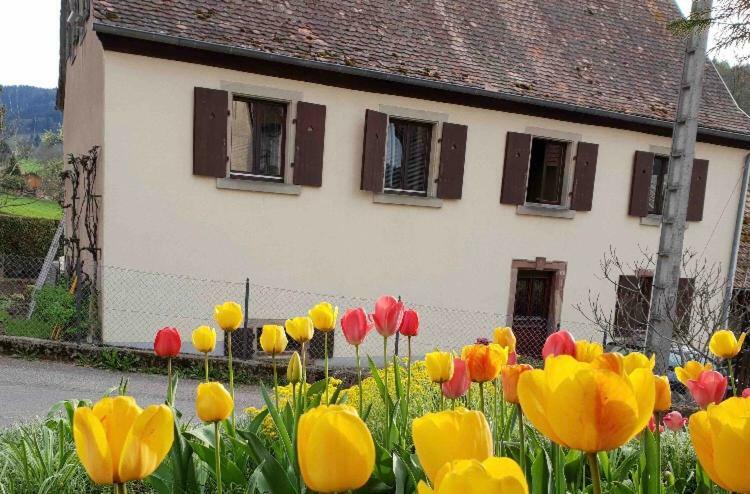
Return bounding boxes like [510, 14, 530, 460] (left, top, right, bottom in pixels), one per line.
[91, 0, 750, 136]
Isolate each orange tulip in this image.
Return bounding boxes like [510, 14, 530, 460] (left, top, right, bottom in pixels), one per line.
[462, 340, 509, 383]
[501, 364, 533, 404]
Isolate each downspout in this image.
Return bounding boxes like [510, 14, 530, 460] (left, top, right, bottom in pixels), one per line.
[722, 153, 750, 325]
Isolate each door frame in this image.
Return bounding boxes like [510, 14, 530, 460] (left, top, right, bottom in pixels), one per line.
[506, 257, 567, 331]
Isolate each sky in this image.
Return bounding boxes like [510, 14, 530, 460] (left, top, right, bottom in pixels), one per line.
[0, 0, 744, 89]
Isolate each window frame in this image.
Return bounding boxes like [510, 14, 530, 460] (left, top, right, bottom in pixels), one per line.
[524, 136, 573, 207]
[648, 154, 670, 216]
[229, 95, 289, 183]
[382, 116, 436, 197]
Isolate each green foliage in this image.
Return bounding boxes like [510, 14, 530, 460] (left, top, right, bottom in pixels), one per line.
[0, 213, 60, 256]
[33, 284, 76, 329]
[0, 194, 62, 219]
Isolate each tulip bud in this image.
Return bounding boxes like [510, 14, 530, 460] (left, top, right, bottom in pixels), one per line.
[743, 387, 750, 398]
[213, 301, 243, 332]
[260, 325, 288, 355]
[287, 351, 302, 384]
[285, 316, 315, 343]
[442, 358, 471, 399]
[709, 329, 746, 359]
[308, 302, 338, 332]
[492, 326, 516, 353]
[654, 375, 671, 412]
[341, 307, 373, 346]
[154, 327, 181, 358]
[399, 309, 420, 337]
[425, 351, 454, 383]
[541, 330, 576, 359]
[371, 295, 404, 338]
[663, 410, 687, 431]
[686, 370, 728, 409]
[191, 325, 216, 354]
[196, 381, 234, 423]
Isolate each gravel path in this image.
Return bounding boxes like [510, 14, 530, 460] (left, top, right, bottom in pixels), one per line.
[0, 354, 263, 428]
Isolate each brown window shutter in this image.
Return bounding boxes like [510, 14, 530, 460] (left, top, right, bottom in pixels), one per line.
[614, 275, 649, 340]
[628, 151, 654, 217]
[570, 141, 599, 211]
[500, 132, 532, 205]
[292, 101, 327, 187]
[436, 123, 468, 199]
[687, 159, 709, 221]
[360, 109, 388, 192]
[676, 277, 694, 335]
[193, 87, 229, 178]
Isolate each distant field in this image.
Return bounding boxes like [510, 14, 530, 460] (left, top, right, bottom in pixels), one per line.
[0, 193, 62, 220]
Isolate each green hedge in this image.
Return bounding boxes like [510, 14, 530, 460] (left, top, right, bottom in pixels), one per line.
[0, 214, 61, 257]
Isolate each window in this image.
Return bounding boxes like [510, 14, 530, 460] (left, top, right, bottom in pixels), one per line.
[230, 97, 287, 181]
[526, 138, 568, 205]
[384, 118, 432, 195]
[648, 155, 669, 215]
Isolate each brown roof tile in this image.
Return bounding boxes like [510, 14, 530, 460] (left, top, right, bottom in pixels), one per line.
[91, 0, 750, 136]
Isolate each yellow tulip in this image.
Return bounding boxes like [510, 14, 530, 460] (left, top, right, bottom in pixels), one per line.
[574, 340, 603, 363]
[196, 381, 234, 423]
[213, 301, 243, 331]
[191, 325, 216, 353]
[517, 355, 654, 452]
[690, 397, 750, 493]
[462, 342, 509, 383]
[654, 375, 672, 412]
[412, 408, 493, 484]
[417, 457, 528, 494]
[298, 405, 375, 493]
[288, 351, 302, 384]
[308, 302, 338, 332]
[709, 329, 746, 359]
[622, 351, 655, 374]
[285, 316, 315, 343]
[260, 325, 288, 355]
[675, 360, 713, 385]
[425, 351, 455, 383]
[492, 327, 516, 353]
[73, 396, 173, 484]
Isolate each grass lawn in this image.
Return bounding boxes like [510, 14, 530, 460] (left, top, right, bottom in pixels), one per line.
[1, 316, 53, 339]
[0, 193, 62, 220]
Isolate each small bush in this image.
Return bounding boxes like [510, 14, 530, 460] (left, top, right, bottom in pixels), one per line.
[0, 214, 60, 257]
[33, 284, 75, 329]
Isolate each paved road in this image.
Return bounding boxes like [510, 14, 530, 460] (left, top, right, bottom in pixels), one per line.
[0, 355, 263, 428]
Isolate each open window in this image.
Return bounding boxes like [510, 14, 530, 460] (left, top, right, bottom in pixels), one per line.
[384, 118, 433, 195]
[230, 97, 287, 182]
[525, 138, 568, 205]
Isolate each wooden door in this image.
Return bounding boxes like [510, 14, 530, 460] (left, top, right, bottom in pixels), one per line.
[513, 270, 553, 357]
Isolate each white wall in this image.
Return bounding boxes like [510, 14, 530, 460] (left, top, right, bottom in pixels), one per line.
[97, 49, 748, 357]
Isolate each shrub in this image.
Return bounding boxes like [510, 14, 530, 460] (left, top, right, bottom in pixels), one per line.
[0, 214, 60, 257]
[33, 284, 76, 329]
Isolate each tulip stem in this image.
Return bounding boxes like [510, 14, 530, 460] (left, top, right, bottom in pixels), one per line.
[114, 483, 128, 494]
[493, 379, 499, 456]
[479, 381, 486, 417]
[406, 336, 412, 425]
[516, 403, 526, 475]
[499, 387, 506, 456]
[272, 353, 279, 409]
[356, 345, 363, 418]
[586, 452, 602, 494]
[167, 358, 173, 406]
[226, 331, 235, 428]
[728, 359, 738, 396]
[214, 421, 222, 494]
[437, 383, 444, 411]
[204, 352, 210, 383]
[291, 382, 296, 411]
[383, 336, 389, 436]
[324, 332, 330, 404]
[301, 342, 307, 409]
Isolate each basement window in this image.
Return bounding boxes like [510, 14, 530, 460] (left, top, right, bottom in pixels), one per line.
[525, 138, 568, 206]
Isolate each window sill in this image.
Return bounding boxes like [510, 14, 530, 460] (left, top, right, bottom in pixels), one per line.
[640, 215, 662, 227]
[216, 178, 301, 195]
[516, 204, 575, 219]
[372, 193, 443, 208]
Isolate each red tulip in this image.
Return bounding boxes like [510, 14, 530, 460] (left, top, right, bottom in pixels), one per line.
[686, 370, 728, 409]
[663, 411, 687, 431]
[442, 358, 471, 399]
[743, 387, 750, 398]
[340, 308, 373, 346]
[399, 309, 420, 337]
[507, 351, 518, 365]
[154, 326, 181, 357]
[648, 415, 664, 433]
[371, 295, 404, 338]
[541, 330, 576, 359]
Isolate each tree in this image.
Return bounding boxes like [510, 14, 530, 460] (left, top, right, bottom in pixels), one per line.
[715, 60, 750, 112]
[671, 0, 750, 62]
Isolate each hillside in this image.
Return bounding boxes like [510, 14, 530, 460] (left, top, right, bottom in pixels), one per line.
[0, 85, 61, 143]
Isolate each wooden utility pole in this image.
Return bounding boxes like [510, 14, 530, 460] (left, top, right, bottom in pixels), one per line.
[647, 0, 714, 373]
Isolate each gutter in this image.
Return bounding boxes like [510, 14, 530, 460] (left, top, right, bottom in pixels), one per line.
[92, 23, 750, 148]
[722, 153, 750, 325]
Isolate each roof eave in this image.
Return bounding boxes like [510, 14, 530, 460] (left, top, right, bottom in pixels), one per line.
[92, 22, 750, 149]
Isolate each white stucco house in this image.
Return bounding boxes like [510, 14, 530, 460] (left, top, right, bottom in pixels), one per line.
[58, 0, 750, 360]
